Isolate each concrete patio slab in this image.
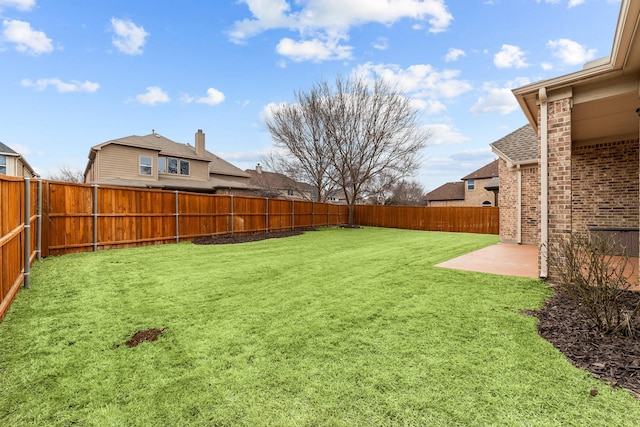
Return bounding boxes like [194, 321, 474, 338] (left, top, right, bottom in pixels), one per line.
[436, 242, 540, 278]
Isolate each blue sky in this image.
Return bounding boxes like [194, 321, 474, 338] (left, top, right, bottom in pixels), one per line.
[0, 0, 621, 191]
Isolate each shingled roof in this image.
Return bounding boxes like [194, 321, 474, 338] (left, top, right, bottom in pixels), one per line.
[490, 125, 538, 164]
[0, 141, 18, 154]
[88, 132, 250, 179]
[425, 181, 465, 202]
[461, 159, 499, 181]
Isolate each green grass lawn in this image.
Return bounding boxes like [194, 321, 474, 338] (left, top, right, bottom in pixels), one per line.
[1, 227, 639, 426]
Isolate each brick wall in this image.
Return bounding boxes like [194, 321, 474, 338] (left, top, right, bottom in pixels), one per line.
[463, 178, 497, 206]
[497, 159, 540, 244]
[547, 98, 573, 241]
[572, 139, 639, 233]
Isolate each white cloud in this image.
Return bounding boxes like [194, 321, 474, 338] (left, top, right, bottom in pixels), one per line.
[410, 99, 447, 115]
[197, 87, 225, 106]
[0, 0, 35, 11]
[444, 48, 465, 62]
[541, 62, 553, 71]
[547, 38, 596, 66]
[470, 83, 519, 115]
[424, 123, 469, 146]
[372, 37, 388, 51]
[21, 78, 99, 93]
[111, 18, 148, 55]
[2, 19, 53, 55]
[493, 44, 528, 69]
[135, 86, 169, 105]
[229, 0, 452, 61]
[353, 62, 473, 100]
[276, 36, 352, 62]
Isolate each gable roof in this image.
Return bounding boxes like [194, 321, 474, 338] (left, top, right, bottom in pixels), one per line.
[88, 132, 250, 178]
[245, 169, 313, 191]
[490, 125, 538, 165]
[0, 140, 38, 177]
[461, 159, 499, 181]
[425, 181, 465, 202]
[0, 141, 18, 155]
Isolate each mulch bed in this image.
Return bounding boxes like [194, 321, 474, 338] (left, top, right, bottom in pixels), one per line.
[526, 289, 640, 398]
[192, 228, 317, 245]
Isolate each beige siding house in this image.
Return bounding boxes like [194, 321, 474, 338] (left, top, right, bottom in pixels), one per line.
[84, 130, 254, 194]
[0, 141, 37, 178]
[507, 0, 640, 279]
[425, 160, 499, 207]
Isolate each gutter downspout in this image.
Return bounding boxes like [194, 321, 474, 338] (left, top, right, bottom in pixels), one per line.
[517, 164, 522, 244]
[539, 87, 549, 279]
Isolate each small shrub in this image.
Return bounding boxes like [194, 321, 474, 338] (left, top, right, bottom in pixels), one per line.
[548, 233, 639, 336]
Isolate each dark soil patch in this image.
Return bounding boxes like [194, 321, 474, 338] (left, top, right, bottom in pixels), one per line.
[124, 328, 166, 348]
[526, 289, 640, 397]
[192, 228, 317, 245]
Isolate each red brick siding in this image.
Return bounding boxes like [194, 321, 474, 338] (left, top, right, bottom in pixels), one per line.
[498, 159, 540, 244]
[572, 139, 639, 233]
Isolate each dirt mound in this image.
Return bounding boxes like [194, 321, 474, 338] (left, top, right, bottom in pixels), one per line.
[124, 328, 166, 348]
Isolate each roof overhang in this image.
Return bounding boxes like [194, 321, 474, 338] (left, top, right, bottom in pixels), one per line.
[513, 0, 640, 143]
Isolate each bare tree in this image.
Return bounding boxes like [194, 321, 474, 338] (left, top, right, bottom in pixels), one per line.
[265, 92, 337, 203]
[385, 180, 426, 206]
[265, 75, 429, 224]
[48, 166, 84, 183]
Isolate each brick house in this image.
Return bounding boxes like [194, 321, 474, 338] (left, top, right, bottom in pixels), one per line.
[490, 125, 539, 245]
[0, 141, 37, 178]
[425, 160, 499, 207]
[508, 0, 640, 279]
[245, 164, 314, 200]
[84, 130, 255, 194]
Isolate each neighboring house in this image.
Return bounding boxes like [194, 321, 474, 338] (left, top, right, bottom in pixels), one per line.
[0, 141, 38, 178]
[508, 0, 640, 278]
[84, 130, 254, 194]
[490, 125, 539, 245]
[424, 182, 465, 206]
[245, 164, 314, 200]
[425, 160, 499, 207]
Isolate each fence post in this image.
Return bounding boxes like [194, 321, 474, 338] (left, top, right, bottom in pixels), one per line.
[174, 191, 180, 243]
[36, 178, 42, 260]
[265, 198, 269, 234]
[291, 199, 294, 230]
[92, 184, 99, 252]
[311, 201, 314, 227]
[23, 177, 31, 289]
[230, 195, 234, 235]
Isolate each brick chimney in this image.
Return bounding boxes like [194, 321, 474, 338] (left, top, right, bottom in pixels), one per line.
[195, 129, 205, 156]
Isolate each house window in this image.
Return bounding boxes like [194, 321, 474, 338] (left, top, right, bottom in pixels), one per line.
[160, 156, 190, 176]
[0, 155, 6, 175]
[467, 179, 475, 190]
[139, 156, 152, 175]
[180, 159, 190, 176]
[287, 189, 294, 196]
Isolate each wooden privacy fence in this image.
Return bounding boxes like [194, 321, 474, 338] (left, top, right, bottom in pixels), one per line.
[1, 176, 39, 321]
[1, 177, 499, 320]
[43, 182, 348, 257]
[355, 205, 499, 234]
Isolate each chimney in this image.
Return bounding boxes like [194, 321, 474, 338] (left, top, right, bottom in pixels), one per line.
[195, 129, 205, 156]
[256, 163, 262, 174]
